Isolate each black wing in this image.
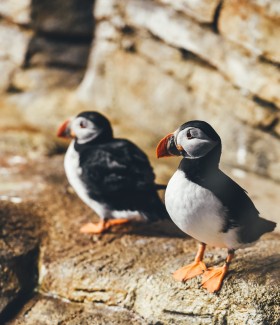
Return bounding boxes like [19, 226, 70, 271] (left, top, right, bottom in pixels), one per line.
[198, 169, 276, 243]
[79, 139, 168, 219]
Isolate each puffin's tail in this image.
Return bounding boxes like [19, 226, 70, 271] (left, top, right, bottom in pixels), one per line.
[246, 217, 276, 243]
[259, 217, 277, 234]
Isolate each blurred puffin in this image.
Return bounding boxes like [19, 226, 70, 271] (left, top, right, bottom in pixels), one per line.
[157, 120, 276, 292]
[57, 111, 168, 234]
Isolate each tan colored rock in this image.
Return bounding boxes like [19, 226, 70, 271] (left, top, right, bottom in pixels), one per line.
[250, 0, 280, 19]
[1, 138, 280, 324]
[0, 60, 15, 93]
[31, 159, 279, 324]
[9, 296, 147, 325]
[0, 22, 31, 66]
[118, 0, 280, 109]
[219, 0, 280, 63]
[155, 0, 221, 23]
[12, 67, 84, 92]
[27, 36, 91, 69]
[0, 0, 31, 25]
[78, 27, 280, 180]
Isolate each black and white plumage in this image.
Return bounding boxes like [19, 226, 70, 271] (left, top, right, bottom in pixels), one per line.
[157, 120, 276, 292]
[57, 111, 168, 233]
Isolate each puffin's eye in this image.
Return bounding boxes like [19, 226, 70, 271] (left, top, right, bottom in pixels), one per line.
[80, 120, 87, 128]
[187, 130, 193, 139]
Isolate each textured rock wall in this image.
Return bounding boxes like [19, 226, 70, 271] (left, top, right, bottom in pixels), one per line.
[0, 0, 280, 182]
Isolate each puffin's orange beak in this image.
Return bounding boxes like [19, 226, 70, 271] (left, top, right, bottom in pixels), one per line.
[57, 119, 74, 138]
[156, 133, 174, 158]
[156, 132, 183, 158]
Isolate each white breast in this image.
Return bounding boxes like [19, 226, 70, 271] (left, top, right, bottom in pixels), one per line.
[64, 142, 144, 221]
[165, 170, 241, 249]
[64, 141, 107, 219]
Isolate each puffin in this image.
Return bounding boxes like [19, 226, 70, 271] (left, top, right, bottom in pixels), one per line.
[57, 111, 168, 234]
[156, 120, 276, 293]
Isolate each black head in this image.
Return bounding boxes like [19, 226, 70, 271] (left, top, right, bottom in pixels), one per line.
[57, 111, 113, 144]
[157, 120, 221, 162]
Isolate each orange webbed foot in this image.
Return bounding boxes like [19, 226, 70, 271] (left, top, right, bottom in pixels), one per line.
[173, 261, 207, 282]
[106, 218, 131, 227]
[201, 265, 228, 293]
[80, 219, 131, 234]
[80, 221, 108, 234]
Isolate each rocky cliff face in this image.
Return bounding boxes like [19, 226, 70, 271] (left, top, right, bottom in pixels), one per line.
[1, 0, 280, 182]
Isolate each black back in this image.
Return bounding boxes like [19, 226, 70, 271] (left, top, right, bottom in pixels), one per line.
[76, 137, 168, 221]
[178, 123, 276, 244]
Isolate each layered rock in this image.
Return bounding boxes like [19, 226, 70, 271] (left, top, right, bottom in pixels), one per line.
[0, 202, 40, 322]
[1, 155, 278, 324]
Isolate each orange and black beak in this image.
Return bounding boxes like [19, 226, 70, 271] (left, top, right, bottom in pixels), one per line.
[156, 132, 182, 158]
[57, 119, 74, 139]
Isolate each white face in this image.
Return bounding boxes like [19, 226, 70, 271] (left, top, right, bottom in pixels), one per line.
[71, 116, 100, 144]
[175, 127, 218, 159]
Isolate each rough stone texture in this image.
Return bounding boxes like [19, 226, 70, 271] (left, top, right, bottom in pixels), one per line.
[1, 154, 279, 324]
[31, 0, 95, 37]
[0, 0, 280, 184]
[219, 0, 280, 63]
[155, 0, 221, 23]
[8, 296, 147, 325]
[0, 0, 31, 25]
[119, 0, 280, 108]
[26, 36, 91, 69]
[0, 21, 32, 92]
[78, 24, 280, 181]
[0, 201, 40, 321]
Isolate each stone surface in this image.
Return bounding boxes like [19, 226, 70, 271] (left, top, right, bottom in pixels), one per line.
[250, 0, 280, 19]
[11, 68, 84, 92]
[119, 0, 280, 108]
[219, 0, 280, 63]
[8, 296, 147, 325]
[155, 0, 221, 23]
[31, 0, 94, 37]
[0, 0, 31, 25]
[0, 21, 32, 92]
[78, 27, 280, 181]
[0, 22, 31, 66]
[0, 154, 279, 324]
[26, 36, 91, 69]
[0, 201, 40, 321]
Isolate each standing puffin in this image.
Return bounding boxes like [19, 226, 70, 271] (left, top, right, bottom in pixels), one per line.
[57, 111, 168, 234]
[156, 120, 276, 292]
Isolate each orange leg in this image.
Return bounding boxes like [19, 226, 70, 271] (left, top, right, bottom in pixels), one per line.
[201, 250, 235, 293]
[80, 218, 131, 234]
[173, 243, 207, 282]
